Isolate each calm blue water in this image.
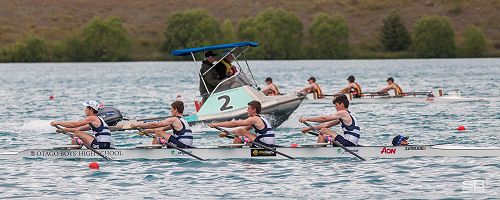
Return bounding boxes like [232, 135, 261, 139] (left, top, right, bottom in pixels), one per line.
[0, 59, 499, 199]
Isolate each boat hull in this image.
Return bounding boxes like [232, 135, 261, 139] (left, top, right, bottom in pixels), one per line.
[1, 145, 498, 160]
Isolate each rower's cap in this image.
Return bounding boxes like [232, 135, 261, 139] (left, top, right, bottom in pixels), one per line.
[392, 135, 409, 146]
[308, 76, 316, 82]
[204, 51, 217, 57]
[82, 100, 101, 111]
[387, 77, 394, 82]
[347, 75, 355, 82]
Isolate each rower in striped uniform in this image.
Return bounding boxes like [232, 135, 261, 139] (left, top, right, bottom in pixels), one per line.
[209, 101, 275, 147]
[299, 95, 360, 146]
[131, 101, 193, 148]
[50, 100, 112, 149]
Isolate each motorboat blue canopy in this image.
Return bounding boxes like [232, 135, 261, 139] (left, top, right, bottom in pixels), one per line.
[171, 42, 258, 56]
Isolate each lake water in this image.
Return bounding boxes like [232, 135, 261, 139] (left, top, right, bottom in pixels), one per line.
[0, 59, 499, 199]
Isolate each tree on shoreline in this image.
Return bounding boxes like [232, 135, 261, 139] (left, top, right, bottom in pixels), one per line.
[162, 9, 221, 59]
[8, 34, 49, 62]
[461, 25, 486, 57]
[309, 13, 349, 59]
[380, 12, 411, 51]
[413, 16, 456, 58]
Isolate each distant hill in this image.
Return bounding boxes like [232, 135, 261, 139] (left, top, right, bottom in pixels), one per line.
[1, 0, 499, 60]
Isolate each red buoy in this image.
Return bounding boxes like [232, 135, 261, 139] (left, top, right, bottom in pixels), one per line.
[291, 143, 298, 148]
[89, 162, 100, 170]
[457, 126, 466, 131]
[49, 95, 54, 100]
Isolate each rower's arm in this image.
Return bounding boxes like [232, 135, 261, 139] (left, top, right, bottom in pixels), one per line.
[212, 118, 255, 128]
[54, 117, 94, 128]
[379, 85, 391, 93]
[261, 85, 271, 94]
[339, 87, 349, 94]
[299, 84, 313, 93]
[77, 125, 91, 131]
[134, 118, 174, 129]
[318, 120, 340, 129]
[303, 115, 339, 123]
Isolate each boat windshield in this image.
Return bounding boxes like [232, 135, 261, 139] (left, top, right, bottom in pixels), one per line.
[212, 71, 253, 93]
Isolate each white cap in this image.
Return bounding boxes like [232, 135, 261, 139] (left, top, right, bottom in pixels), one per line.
[82, 100, 100, 111]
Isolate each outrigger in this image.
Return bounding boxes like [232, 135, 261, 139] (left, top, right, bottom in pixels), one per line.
[104, 42, 304, 129]
[1, 144, 499, 160]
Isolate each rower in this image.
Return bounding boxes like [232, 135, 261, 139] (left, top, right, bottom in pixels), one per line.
[131, 101, 193, 148]
[392, 135, 409, 146]
[299, 95, 360, 146]
[50, 100, 112, 149]
[338, 75, 362, 98]
[262, 77, 280, 96]
[299, 76, 323, 99]
[379, 77, 403, 96]
[209, 101, 275, 147]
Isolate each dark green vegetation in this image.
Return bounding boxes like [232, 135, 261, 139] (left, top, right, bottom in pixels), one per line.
[0, 0, 497, 62]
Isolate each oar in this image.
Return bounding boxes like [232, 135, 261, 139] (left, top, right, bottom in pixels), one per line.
[135, 128, 205, 161]
[213, 126, 295, 159]
[53, 125, 112, 161]
[402, 92, 431, 96]
[302, 122, 365, 161]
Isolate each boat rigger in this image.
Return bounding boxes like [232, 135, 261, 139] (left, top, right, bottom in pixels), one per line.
[1, 144, 498, 160]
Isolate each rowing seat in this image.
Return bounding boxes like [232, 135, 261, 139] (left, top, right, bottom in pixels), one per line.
[53, 145, 82, 150]
[135, 144, 163, 149]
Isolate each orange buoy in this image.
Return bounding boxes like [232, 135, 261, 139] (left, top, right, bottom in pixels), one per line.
[290, 143, 298, 148]
[89, 162, 100, 170]
[457, 126, 466, 131]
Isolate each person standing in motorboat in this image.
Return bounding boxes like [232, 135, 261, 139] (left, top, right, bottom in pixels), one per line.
[50, 100, 112, 149]
[199, 51, 220, 103]
[262, 77, 280, 96]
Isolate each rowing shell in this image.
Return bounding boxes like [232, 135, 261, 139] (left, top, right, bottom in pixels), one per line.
[305, 94, 483, 104]
[0, 144, 498, 160]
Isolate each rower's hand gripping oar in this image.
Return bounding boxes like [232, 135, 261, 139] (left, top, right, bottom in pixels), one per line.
[53, 125, 112, 161]
[135, 127, 205, 161]
[213, 126, 295, 159]
[303, 122, 366, 161]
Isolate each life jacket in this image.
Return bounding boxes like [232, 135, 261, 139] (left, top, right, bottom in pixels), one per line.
[339, 111, 360, 145]
[393, 83, 403, 96]
[351, 82, 362, 97]
[221, 60, 233, 77]
[89, 116, 112, 143]
[312, 83, 323, 99]
[252, 115, 275, 145]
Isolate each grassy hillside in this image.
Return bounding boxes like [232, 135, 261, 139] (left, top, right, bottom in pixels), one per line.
[1, 0, 499, 60]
